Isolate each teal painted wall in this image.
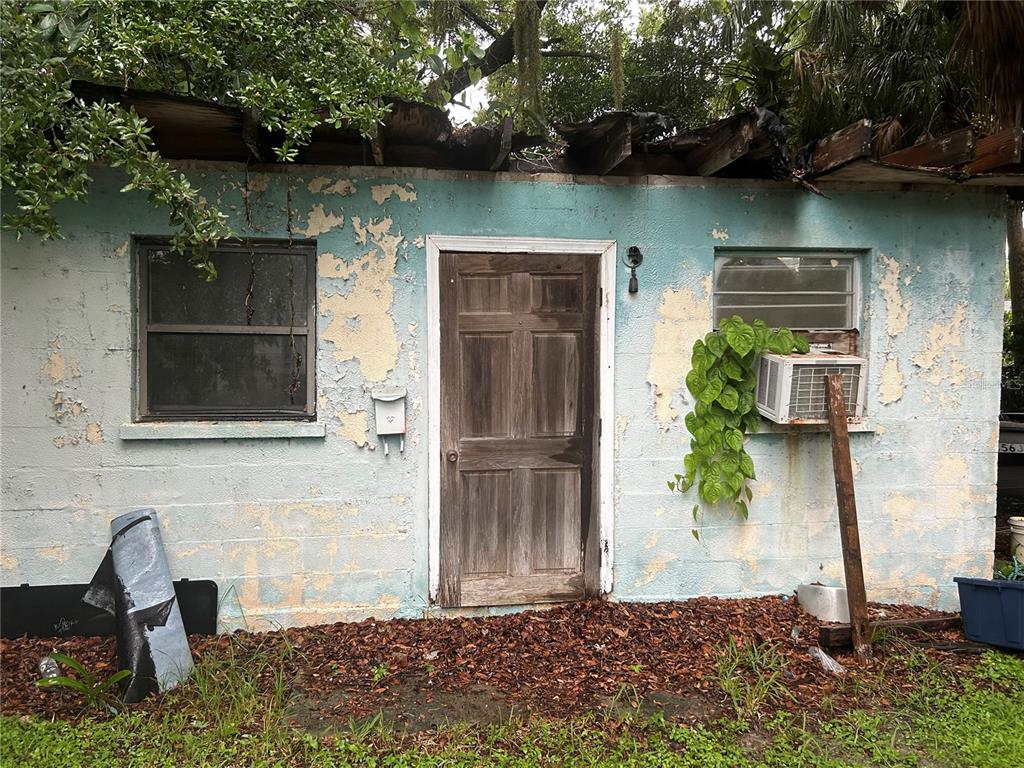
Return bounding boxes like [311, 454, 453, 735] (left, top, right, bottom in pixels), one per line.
[0, 165, 1005, 627]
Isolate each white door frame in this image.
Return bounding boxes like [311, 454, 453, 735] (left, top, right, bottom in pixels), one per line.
[425, 235, 616, 603]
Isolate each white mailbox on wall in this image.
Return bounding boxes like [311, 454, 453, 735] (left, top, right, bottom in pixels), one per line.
[371, 387, 406, 454]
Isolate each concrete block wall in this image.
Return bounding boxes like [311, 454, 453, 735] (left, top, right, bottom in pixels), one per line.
[0, 164, 1005, 628]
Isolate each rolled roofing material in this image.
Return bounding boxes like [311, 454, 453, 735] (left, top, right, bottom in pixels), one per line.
[83, 509, 192, 703]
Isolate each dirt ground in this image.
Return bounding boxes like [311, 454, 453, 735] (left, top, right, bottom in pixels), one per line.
[0, 596, 969, 732]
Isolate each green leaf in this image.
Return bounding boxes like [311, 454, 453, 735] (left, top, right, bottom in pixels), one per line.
[737, 391, 755, 415]
[684, 453, 699, 475]
[705, 333, 727, 358]
[684, 411, 699, 435]
[685, 369, 707, 397]
[724, 322, 756, 357]
[36, 676, 88, 693]
[48, 653, 87, 676]
[701, 478, 724, 504]
[737, 499, 749, 519]
[698, 377, 723, 405]
[468, 66, 483, 84]
[668, 480, 676, 491]
[725, 428, 744, 453]
[793, 334, 811, 354]
[743, 411, 762, 433]
[717, 385, 739, 412]
[692, 528, 701, 541]
[692, 504, 700, 520]
[739, 452, 756, 479]
[722, 355, 745, 381]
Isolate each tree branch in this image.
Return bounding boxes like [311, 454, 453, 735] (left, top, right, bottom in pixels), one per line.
[540, 49, 604, 59]
[458, 2, 499, 39]
[435, 0, 547, 98]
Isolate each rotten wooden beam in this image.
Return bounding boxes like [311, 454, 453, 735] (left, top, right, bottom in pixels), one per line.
[965, 127, 1023, 175]
[803, 119, 873, 176]
[562, 113, 633, 175]
[826, 374, 871, 659]
[820, 615, 962, 649]
[683, 113, 755, 176]
[881, 127, 976, 169]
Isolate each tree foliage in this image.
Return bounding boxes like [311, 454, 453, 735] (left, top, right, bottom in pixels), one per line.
[1, 0, 425, 272]
[484, 0, 727, 130]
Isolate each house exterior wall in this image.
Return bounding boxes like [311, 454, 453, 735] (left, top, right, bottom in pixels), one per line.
[0, 165, 1006, 628]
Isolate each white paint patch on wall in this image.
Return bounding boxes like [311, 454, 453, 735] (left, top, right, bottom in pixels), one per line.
[878, 357, 904, 404]
[303, 204, 345, 237]
[371, 183, 417, 205]
[879, 255, 912, 337]
[646, 277, 712, 428]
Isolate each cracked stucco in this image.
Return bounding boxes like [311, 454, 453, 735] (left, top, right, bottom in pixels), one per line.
[371, 182, 417, 205]
[308, 177, 356, 196]
[319, 216, 402, 382]
[339, 410, 371, 448]
[913, 303, 966, 371]
[303, 203, 345, 237]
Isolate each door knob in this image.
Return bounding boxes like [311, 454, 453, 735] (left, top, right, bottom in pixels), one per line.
[446, 450, 459, 462]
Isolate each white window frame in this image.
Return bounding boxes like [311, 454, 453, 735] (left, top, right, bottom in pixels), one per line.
[712, 248, 864, 331]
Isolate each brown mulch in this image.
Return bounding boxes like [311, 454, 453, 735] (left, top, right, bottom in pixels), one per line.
[0, 596, 970, 728]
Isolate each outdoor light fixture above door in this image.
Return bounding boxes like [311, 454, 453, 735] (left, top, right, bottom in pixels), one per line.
[623, 246, 643, 293]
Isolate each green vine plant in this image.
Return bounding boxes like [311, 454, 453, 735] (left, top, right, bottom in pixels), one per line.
[668, 316, 810, 538]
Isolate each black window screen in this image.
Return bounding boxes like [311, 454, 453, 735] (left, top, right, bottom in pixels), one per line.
[136, 240, 317, 419]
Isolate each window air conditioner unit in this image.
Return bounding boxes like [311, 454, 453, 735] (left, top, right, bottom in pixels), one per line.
[755, 353, 867, 424]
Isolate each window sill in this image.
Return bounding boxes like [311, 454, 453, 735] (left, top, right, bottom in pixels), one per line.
[118, 421, 327, 441]
[749, 419, 876, 436]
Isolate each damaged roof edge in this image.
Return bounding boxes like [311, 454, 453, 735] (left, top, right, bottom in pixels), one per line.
[70, 79, 1024, 188]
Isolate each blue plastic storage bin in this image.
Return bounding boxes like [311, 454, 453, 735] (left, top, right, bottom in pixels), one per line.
[954, 577, 1024, 650]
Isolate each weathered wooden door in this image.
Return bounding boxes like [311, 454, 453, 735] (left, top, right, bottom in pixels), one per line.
[439, 252, 600, 607]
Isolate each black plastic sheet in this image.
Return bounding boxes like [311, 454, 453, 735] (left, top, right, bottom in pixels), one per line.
[83, 509, 192, 703]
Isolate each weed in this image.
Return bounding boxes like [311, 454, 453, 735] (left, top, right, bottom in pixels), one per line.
[604, 681, 642, 718]
[34, 653, 131, 715]
[715, 636, 790, 719]
[371, 662, 389, 683]
[977, 649, 1024, 688]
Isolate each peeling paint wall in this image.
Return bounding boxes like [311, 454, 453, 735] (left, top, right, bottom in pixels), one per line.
[1, 167, 1005, 627]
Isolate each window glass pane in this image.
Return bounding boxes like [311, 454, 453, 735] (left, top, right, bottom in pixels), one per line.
[147, 333, 307, 412]
[714, 254, 855, 329]
[714, 304, 849, 329]
[148, 248, 308, 327]
[716, 256, 851, 292]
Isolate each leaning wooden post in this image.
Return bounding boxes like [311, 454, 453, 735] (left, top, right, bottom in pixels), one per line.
[826, 374, 872, 658]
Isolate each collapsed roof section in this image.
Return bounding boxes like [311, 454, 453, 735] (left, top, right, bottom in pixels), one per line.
[70, 80, 1022, 187]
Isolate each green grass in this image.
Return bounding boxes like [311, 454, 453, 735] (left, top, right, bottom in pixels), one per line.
[2, 646, 1022, 768]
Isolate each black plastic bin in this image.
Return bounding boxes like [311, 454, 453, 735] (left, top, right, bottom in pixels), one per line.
[954, 577, 1024, 650]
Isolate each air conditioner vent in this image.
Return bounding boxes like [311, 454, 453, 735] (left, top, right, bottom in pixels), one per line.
[755, 353, 866, 424]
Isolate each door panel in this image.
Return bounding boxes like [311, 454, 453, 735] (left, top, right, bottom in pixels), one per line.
[531, 332, 581, 436]
[459, 333, 512, 438]
[530, 468, 582, 573]
[439, 251, 599, 607]
[460, 471, 512, 577]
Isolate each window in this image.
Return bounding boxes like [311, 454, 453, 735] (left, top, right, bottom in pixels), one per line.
[135, 239, 316, 419]
[713, 250, 860, 331]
